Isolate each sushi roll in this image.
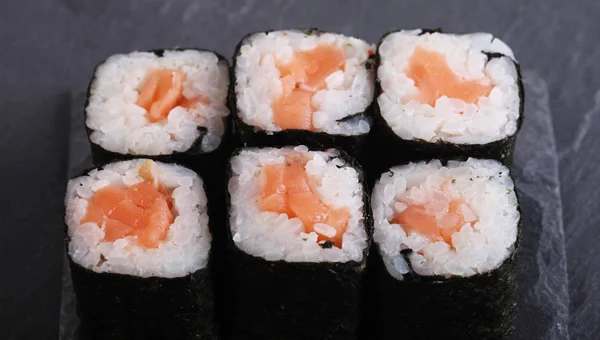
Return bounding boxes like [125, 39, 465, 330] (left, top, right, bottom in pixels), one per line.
[370, 159, 520, 339]
[231, 29, 376, 160]
[373, 29, 523, 170]
[225, 146, 370, 340]
[86, 49, 230, 165]
[64, 159, 216, 339]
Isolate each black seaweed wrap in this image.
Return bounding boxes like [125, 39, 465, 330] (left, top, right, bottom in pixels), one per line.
[367, 172, 522, 340]
[68, 260, 217, 340]
[223, 147, 372, 340]
[65, 163, 218, 340]
[370, 243, 519, 339]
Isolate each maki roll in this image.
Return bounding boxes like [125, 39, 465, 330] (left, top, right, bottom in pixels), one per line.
[86, 49, 230, 165]
[84, 49, 231, 287]
[370, 159, 520, 339]
[231, 29, 376, 159]
[373, 29, 523, 170]
[225, 146, 370, 340]
[64, 159, 216, 339]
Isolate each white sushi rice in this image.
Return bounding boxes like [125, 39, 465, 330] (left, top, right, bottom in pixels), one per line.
[86, 50, 229, 155]
[235, 30, 375, 135]
[377, 30, 520, 144]
[64, 159, 211, 278]
[372, 158, 519, 278]
[228, 146, 368, 262]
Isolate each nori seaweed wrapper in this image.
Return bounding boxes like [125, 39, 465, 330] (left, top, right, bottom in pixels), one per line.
[370, 29, 524, 179]
[229, 29, 376, 163]
[65, 163, 218, 340]
[367, 190, 522, 340]
[68, 260, 217, 340]
[223, 147, 372, 340]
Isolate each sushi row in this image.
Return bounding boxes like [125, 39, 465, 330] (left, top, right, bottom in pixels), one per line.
[65, 28, 523, 340]
[65, 154, 519, 339]
[85, 29, 522, 168]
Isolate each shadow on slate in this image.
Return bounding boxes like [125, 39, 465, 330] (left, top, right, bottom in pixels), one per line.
[511, 70, 570, 340]
[60, 70, 569, 340]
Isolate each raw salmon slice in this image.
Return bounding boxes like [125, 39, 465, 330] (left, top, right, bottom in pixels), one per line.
[259, 193, 287, 214]
[406, 47, 493, 106]
[272, 45, 346, 130]
[80, 202, 106, 226]
[257, 156, 350, 247]
[395, 204, 443, 242]
[92, 186, 128, 216]
[287, 192, 329, 232]
[81, 162, 175, 247]
[127, 182, 165, 209]
[438, 200, 467, 243]
[104, 218, 134, 242]
[283, 163, 311, 195]
[261, 164, 286, 197]
[136, 198, 173, 248]
[148, 70, 184, 122]
[108, 199, 144, 227]
[272, 80, 314, 130]
[136, 69, 186, 123]
[324, 208, 350, 247]
[295, 45, 346, 89]
[259, 164, 287, 213]
[281, 161, 313, 218]
[135, 71, 161, 111]
[394, 199, 474, 246]
[157, 183, 173, 209]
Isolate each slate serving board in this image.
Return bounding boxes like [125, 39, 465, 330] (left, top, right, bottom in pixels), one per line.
[59, 70, 569, 340]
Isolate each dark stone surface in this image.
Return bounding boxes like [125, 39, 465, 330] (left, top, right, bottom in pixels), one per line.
[1, 0, 599, 339]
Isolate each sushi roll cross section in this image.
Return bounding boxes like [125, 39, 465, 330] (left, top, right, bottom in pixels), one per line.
[86, 49, 230, 162]
[64, 160, 216, 339]
[231, 29, 376, 159]
[373, 29, 523, 167]
[370, 158, 520, 339]
[225, 146, 371, 340]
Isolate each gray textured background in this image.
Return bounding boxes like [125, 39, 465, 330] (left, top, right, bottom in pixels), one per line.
[1, 0, 599, 339]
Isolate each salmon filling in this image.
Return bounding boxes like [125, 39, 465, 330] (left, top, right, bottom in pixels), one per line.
[394, 196, 477, 247]
[258, 153, 350, 247]
[405, 47, 493, 107]
[272, 45, 346, 131]
[136, 69, 207, 123]
[80, 161, 174, 248]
